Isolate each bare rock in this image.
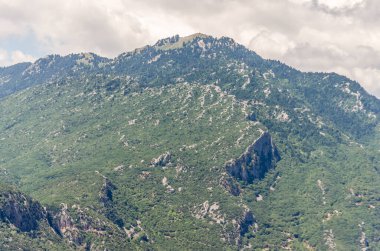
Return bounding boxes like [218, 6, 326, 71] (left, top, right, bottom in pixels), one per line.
[225, 132, 280, 183]
[151, 152, 172, 167]
[220, 176, 241, 196]
[99, 178, 117, 207]
[0, 188, 46, 232]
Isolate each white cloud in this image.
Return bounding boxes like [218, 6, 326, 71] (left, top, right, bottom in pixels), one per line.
[317, 0, 364, 9]
[351, 67, 380, 98]
[249, 30, 296, 59]
[0, 0, 378, 97]
[0, 49, 8, 64]
[10, 50, 35, 64]
[0, 48, 35, 66]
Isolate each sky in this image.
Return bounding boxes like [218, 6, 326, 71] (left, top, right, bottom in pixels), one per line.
[0, 0, 379, 97]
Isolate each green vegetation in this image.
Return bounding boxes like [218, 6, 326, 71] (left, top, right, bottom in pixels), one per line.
[0, 34, 379, 250]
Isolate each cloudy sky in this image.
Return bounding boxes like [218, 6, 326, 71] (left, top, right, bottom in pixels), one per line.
[0, 0, 379, 97]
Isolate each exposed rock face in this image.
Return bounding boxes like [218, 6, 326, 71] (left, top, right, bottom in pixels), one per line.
[0, 186, 124, 248]
[192, 201, 225, 224]
[239, 210, 254, 236]
[220, 176, 241, 196]
[225, 132, 280, 183]
[50, 203, 120, 246]
[51, 203, 83, 244]
[151, 152, 172, 167]
[99, 178, 117, 207]
[99, 178, 125, 228]
[0, 189, 46, 232]
[225, 208, 255, 246]
[192, 200, 255, 246]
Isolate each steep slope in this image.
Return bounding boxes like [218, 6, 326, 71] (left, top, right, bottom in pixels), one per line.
[0, 184, 72, 250]
[109, 34, 380, 140]
[0, 62, 31, 98]
[0, 33, 379, 250]
[0, 75, 278, 249]
[2, 34, 378, 141]
[0, 53, 110, 99]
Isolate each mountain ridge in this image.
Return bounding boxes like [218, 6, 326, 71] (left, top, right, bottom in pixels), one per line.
[0, 33, 379, 250]
[1, 33, 379, 101]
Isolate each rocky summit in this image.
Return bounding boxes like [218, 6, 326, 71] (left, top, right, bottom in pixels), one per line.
[0, 34, 379, 250]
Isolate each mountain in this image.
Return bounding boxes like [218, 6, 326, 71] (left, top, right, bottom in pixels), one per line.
[0, 53, 109, 99]
[0, 33, 379, 250]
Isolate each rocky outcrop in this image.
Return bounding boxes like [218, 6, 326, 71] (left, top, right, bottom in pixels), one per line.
[0, 183, 125, 248]
[151, 152, 172, 167]
[0, 189, 46, 232]
[98, 178, 125, 228]
[225, 132, 280, 183]
[50, 203, 83, 244]
[224, 208, 256, 246]
[220, 176, 241, 196]
[192, 201, 225, 224]
[49, 202, 125, 246]
[99, 178, 117, 207]
[239, 210, 254, 236]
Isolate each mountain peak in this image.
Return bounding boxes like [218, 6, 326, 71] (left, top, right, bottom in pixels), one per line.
[154, 33, 212, 51]
[184, 32, 211, 40]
